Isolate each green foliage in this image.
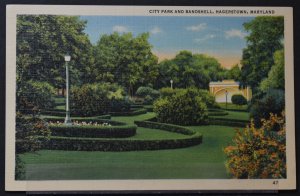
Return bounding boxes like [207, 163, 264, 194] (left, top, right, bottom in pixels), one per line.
[49, 124, 137, 138]
[15, 154, 25, 180]
[231, 94, 247, 106]
[224, 112, 286, 179]
[154, 88, 209, 125]
[226, 64, 241, 81]
[155, 51, 226, 89]
[260, 49, 285, 92]
[16, 113, 51, 154]
[136, 86, 160, 98]
[17, 80, 56, 114]
[17, 15, 93, 87]
[241, 16, 284, 90]
[70, 83, 125, 116]
[250, 89, 284, 127]
[93, 32, 158, 95]
[110, 108, 147, 116]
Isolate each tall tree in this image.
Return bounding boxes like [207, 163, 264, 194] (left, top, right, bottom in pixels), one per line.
[93, 32, 158, 96]
[226, 64, 242, 81]
[240, 16, 284, 91]
[155, 51, 224, 89]
[17, 15, 94, 90]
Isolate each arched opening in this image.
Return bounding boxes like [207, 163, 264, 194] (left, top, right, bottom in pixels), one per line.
[214, 88, 243, 103]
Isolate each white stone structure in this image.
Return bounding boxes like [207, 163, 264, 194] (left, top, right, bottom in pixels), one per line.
[209, 80, 252, 103]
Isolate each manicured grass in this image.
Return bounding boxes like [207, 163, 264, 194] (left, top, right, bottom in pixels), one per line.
[112, 112, 156, 125]
[218, 103, 248, 111]
[212, 111, 250, 121]
[20, 123, 236, 180]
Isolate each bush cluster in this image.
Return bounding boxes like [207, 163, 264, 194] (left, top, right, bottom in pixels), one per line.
[135, 86, 160, 104]
[17, 80, 56, 114]
[250, 89, 285, 127]
[154, 88, 209, 125]
[231, 94, 247, 106]
[224, 112, 286, 179]
[71, 83, 126, 116]
[16, 113, 51, 153]
[49, 124, 137, 138]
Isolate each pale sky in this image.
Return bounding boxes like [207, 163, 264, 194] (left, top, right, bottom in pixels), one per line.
[81, 16, 254, 69]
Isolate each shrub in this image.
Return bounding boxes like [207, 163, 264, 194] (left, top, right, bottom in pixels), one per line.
[43, 135, 202, 151]
[159, 87, 181, 98]
[250, 89, 285, 127]
[15, 155, 25, 180]
[231, 94, 247, 106]
[135, 86, 160, 104]
[49, 124, 137, 138]
[16, 112, 51, 154]
[110, 97, 131, 112]
[71, 83, 125, 116]
[224, 112, 286, 179]
[154, 88, 208, 125]
[16, 80, 56, 114]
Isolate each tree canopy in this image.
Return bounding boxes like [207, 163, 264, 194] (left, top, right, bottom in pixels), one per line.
[240, 16, 284, 91]
[17, 15, 94, 89]
[92, 32, 159, 96]
[155, 51, 225, 89]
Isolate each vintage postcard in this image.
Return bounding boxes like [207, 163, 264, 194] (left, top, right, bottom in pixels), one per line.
[6, 5, 295, 191]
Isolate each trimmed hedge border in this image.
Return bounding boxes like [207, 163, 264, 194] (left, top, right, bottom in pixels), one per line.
[49, 124, 137, 138]
[41, 119, 202, 151]
[134, 120, 195, 135]
[42, 134, 202, 151]
[207, 109, 228, 116]
[44, 118, 124, 126]
[110, 108, 147, 116]
[208, 117, 249, 127]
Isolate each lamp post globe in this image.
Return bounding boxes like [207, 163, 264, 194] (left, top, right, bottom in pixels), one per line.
[64, 54, 72, 125]
[170, 79, 173, 89]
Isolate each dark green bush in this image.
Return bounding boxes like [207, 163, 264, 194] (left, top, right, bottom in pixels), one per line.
[207, 109, 229, 116]
[16, 113, 51, 154]
[71, 83, 125, 116]
[154, 88, 208, 125]
[15, 155, 25, 180]
[250, 89, 285, 127]
[135, 86, 160, 99]
[231, 94, 247, 106]
[49, 124, 137, 138]
[17, 80, 56, 114]
[42, 135, 202, 151]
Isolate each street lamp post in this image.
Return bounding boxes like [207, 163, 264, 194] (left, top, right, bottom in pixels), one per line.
[170, 79, 173, 89]
[225, 90, 228, 110]
[64, 54, 72, 125]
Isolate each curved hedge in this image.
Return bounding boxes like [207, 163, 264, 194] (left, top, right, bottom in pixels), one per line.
[208, 117, 249, 127]
[42, 134, 202, 151]
[110, 108, 147, 116]
[41, 120, 202, 151]
[49, 124, 137, 138]
[207, 109, 229, 116]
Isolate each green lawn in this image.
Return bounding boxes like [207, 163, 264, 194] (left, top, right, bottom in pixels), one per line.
[212, 111, 250, 121]
[20, 123, 236, 180]
[218, 103, 248, 111]
[19, 109, 249, 180]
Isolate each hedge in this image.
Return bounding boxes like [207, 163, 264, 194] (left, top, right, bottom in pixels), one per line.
[207, 109, 228, 116]
[44, 118, 125, 126]
[41, 134, 202, 151]
[110, 108, 147, 116]
[208, 117, 249, 127]
[49, 125, 137, 138]
[134, 120, 195, 135]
